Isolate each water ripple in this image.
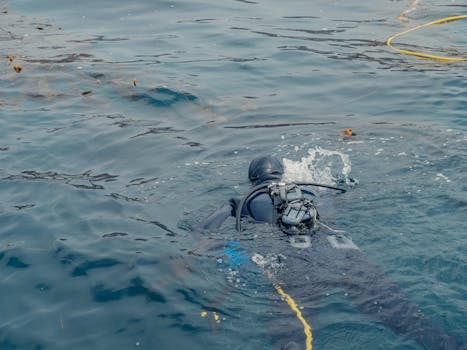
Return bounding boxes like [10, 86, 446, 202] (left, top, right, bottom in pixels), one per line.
[2, 170, 118, 190]
[92, 277, 166, 303]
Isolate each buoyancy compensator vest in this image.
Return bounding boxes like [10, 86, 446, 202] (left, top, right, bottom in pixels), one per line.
[235, 181, 346, 234]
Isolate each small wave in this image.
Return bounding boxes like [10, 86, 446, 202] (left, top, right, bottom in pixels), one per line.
[2, 170, 118, 190]
[129, 87, 198, 107]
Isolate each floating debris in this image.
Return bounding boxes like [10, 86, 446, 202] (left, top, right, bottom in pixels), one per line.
[341, 128, 356, 139]
[397, 0, 422, 21]
[8, 55, 14, 62]
[13, 64, 22, 73]
[133, 79, 137, 87]
[81, 90, 93, 96]
[200, 310, 221, 323]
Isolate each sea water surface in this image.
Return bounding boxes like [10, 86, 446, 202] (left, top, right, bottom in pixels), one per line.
[0, 0, 466, 349]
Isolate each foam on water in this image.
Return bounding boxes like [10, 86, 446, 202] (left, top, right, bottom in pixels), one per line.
[282, 147, 354, 186]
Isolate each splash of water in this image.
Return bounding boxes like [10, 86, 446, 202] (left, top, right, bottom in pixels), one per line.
[282, 147, 354, 186]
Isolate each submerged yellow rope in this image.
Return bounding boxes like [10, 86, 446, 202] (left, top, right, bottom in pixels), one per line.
[386, 15, 467, 61]
[274, 284, 313, 350]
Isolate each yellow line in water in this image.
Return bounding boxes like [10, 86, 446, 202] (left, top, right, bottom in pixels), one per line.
[386, 15, 467, 61]
[274, 284, 313, 350]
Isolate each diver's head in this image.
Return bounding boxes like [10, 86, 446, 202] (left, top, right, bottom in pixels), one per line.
[248, 155, 284, 185]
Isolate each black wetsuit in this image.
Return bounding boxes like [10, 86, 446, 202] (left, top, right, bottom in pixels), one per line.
[198, 187, 464, 350]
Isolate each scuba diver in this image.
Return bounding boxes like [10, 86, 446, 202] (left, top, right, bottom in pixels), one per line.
[197, 155, 465, 350]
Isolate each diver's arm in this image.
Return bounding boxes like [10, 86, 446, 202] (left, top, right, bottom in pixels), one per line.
[198, 203, 233, 231]
[189, 198, 243, 256]
[341, 250, 463, 349]
[198, 198, 238, 231]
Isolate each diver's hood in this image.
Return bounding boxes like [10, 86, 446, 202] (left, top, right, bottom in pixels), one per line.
[248, 155, 284, 185]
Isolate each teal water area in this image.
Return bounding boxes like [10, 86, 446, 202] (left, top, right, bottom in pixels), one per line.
[0, 0, 466, 349]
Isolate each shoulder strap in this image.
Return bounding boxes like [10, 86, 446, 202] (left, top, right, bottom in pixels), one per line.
[235, 183, 270, 231]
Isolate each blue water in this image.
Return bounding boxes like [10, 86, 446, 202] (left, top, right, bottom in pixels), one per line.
[1, 0, 466, 349]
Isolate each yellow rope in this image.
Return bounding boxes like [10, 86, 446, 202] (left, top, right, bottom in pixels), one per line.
[274, 284, 313, 350]
[386, 15, 467, 61]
